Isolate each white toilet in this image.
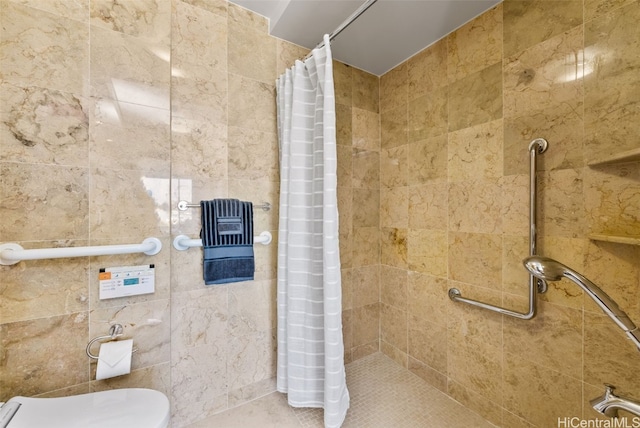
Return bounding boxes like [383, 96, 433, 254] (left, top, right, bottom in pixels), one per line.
[0, 388, 170, 428]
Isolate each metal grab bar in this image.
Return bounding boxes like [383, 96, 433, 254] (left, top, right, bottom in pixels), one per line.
[448, 138, 549, 320]
[0, 238, 162, 266]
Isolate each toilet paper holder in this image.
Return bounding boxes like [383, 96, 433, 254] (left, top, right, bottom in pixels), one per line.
[86, 324, 138, 359]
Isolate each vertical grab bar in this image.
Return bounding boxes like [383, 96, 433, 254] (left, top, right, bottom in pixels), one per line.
[448, 138, 548, 320]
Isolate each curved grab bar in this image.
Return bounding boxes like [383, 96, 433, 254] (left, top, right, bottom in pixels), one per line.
[0, 238, 162, 266]
[448, 138, 549, 320]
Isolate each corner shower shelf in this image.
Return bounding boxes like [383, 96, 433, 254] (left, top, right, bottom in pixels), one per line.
[587, 147, 640, 166]
[588, 234, 640, 246]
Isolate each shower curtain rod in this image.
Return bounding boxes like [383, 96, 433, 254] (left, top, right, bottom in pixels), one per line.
[304, 0, 378, 59]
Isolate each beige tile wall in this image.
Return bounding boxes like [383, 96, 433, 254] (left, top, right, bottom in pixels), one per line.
[377, 1, 640, 427]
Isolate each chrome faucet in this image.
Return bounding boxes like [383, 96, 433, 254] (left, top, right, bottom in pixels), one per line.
[591, 385, 640, 418]
[523, 256, 640, 352]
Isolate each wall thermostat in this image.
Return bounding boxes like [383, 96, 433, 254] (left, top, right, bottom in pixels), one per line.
[99, 264, 155, 300]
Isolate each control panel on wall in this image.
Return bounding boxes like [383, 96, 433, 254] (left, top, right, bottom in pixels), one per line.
[99, 264, 155, 300]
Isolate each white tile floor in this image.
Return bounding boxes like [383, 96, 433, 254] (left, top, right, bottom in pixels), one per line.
[188, 353, 496, 428]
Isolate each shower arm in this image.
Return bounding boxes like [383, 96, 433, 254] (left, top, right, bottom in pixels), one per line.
[448, 138, 549, 320]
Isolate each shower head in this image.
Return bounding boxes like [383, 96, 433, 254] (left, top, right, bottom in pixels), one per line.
[522, 256, 640, 352]
[523, 256, 566, 281]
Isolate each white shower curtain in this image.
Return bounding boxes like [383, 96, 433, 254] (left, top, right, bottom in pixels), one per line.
[275, 34, 349, 428]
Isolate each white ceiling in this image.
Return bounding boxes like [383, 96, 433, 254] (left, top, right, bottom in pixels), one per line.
[230, 0, 501, 76]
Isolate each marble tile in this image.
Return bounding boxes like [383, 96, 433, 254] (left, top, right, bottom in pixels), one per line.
[89, 168, 170, 239]
[503, 26, 584, 119]
[408, 315, 446, 373]
[503, 301, 583, 379]
[408, 356, 447, 393]
[0, 312, 89, 398]
[228, 74, 276, 134]
[503, 0, 583, 57]
[380, 105, 408, 149]
[448, 179, 502, 235]
[352, 149, 379, 189]
[380, 187, 408, 229]
[352, 107, 380, 151]
[501, 234, 530, 297]
[448, 119, 503, 182]
[448, 62, 502, 133]
[90, 0, 170, 40]
[342, 308, 353, 362]
[352, 303, 380, 347]
[172, 0, 227, 81]
[89, 299, 170, 372]
[501, 174, 529, 236]
[171, 118, 227, 180]
[380, 62, 407, 113]
[229, 280, 275, 337]
[229, 16, 276, 84]
[171, 286, 228, 351]
[90, 98, 170, 173]
[337, 186, 353, 235]
[333, 61, 352, 107]
[190, 392, 300, 428]
[583, 241, 639, 316]
[408, 39, 448, 100]
[584, 2, 640, 163]
[447, 380, 502, 427]
[585, 0, 636, 21]
[447, 336, 503, 404]
[539, 168, 586, 238]
[1, 83, 89, 166]
[352, 188, 379, 228]
[228, 126, 278, 181]
[380, 145, 408, 188]
[228, 376, 276, 411]
[380, 340, 407, 368]
[503, 355, 582, 428]
[0, 2, 89, 96]
[335, 103, 352, 146]
[352, 265, 380, 308]
[584, 311, 640, 395]
[448, 232, 502, 288]
[584, 163, 640, 238]
[408, 182, 448, 230]
[9, 0, 89, 21]
[92, 362, 171, 397]
[227, 329, 276, 391]
[170, 177, 228, 237]
[407, 229, 448, 278]
[352, 68, 379, 113]
[503, 100, 584, 175]
[352, 227, 379, 268]
[407, 135, 448, 184]
[537, 236, 587, 309]
[339, 230, 354, 270]
[342, 269, 354, 311]
[0, 244, 89, 323]
[407, 272, 448, 326]
[447, 4, 502, 84]
[181, 0, 228, 18]
[380, 227, 408, 269]
[352, 340, 379, 360]
[276, 39, 308, 77]
[380, 265, 407, 309]
[228, 179, 280, 232]
[171, 343, 228, 425]
[380, 303, 407, 352]
[0, 163, 89, 241]
[90, 25, 170, 105]
[171, 71, 227, 126]
[408, 86, 448, 141]
[228, 2, 268, 33]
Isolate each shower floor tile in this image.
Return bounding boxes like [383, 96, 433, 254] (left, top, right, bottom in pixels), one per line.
[186, 353, 496, 428]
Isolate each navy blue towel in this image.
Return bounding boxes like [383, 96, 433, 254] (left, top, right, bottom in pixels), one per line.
[200, 199, 254, 285]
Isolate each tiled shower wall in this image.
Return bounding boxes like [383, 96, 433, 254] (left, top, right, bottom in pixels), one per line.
[376, 1, 640, 427]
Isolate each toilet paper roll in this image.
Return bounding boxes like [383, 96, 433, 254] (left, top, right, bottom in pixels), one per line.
[96, 339, 133, 381]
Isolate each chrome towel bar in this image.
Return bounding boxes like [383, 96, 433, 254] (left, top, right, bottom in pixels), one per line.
[448, 138, 549, 320]
[177, 200, 271, 212]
